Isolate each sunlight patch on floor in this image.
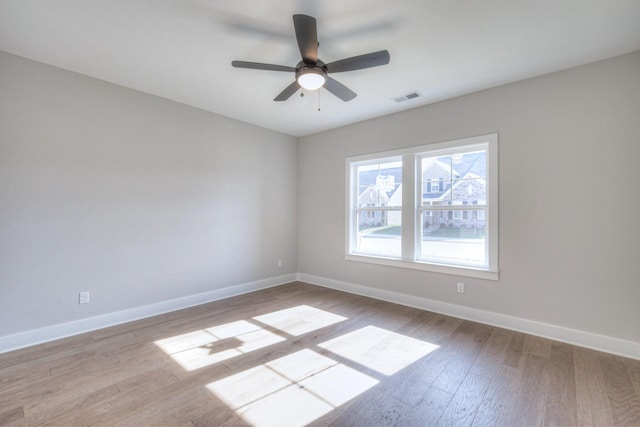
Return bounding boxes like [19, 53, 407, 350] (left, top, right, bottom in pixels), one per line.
[154, 319, 285, 371]
[154, 305, 349, 372]
[156, 306, 439, 425]
[253, 305, 348, 336]
[318, 325, 439, 375]
[207, 349, 378, 427]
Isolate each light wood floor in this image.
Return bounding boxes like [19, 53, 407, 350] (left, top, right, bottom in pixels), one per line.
[1, 282, 640, 426]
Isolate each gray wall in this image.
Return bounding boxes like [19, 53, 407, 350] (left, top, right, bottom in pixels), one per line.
[298, 52, 640, 344]
[0, 51, 298, 336]
[2, 49, 639, 349]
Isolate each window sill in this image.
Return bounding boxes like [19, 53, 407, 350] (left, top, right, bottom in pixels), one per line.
[345, 253, 499, 281]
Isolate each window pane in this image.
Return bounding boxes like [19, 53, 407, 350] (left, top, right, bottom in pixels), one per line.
[356, 211, 401, 257]
[451, 150, 486, 180]
[420, 210, 486, 266]
[421, 155, 451, 203]
[357, 160, 402, 208]
[422, 150, 486, 205]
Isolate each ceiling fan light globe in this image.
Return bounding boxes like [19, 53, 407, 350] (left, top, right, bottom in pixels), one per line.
[297, 70, 326, 90]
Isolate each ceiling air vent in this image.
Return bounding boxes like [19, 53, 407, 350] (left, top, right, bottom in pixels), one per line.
[392, 91, 421, 103]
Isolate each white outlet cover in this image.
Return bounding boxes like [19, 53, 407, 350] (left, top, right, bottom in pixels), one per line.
[79, 291, 90, 304]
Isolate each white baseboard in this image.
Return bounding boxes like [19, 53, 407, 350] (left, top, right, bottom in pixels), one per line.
[297, 273, 640, 361]
[4, 272, 638, 361]
[0, 273, 297, 354]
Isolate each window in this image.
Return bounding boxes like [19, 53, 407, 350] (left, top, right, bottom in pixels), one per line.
[346, 134, 498, 280]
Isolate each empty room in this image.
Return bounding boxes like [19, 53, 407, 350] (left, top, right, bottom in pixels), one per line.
[1, 1, 640, 426]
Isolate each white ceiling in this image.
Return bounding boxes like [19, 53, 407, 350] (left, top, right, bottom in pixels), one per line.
[1, 1, 639, 137]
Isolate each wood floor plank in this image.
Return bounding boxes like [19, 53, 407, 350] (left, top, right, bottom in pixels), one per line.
[0, 282, 638, 426]
[435, 373, 489, 426]
[625, 357, 640, 397]
[506, 353, 549, 427]
[405, 313, 464, 345]
[391, 335, 465, 406]
[72, 365, 227, 426]
[115, 367, 180, 394]
[0, 330, 138, 384]
[401, 386, 453, 426]
[522, 334, 552, 358]
[503, 331, 527, 369]
[0, 407, 24, 425]
[394, 307, 438, 336]
[599, 354, 640, 426]
[469, 328, 513, 378]
[25, 384, 120, 426]
[36, 368, 180, 426]
[20, 360, 162, 420]
[3, 345, 173, 418]
[430, 321, 493, 395]
[323, 390, 413, 427]
[113, 385, 217, 426]
[47, 350, 121, 376]
[0, 364, 51, 395]
[0, 344, 48, 370]
[192, 409, 248, 427]
[544, 342, 578, 427]
[384, 315, 463, 400]
[574, 347, 615, 426]
[471, 365, 522, 427]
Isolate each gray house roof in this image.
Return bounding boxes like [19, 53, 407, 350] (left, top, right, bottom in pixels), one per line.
[357, 151, 486, 202]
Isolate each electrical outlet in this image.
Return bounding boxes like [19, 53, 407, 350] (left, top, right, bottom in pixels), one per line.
[79, 291, 90, 304]
[457, 282, 465, 293]
[277, 259, 283, 268]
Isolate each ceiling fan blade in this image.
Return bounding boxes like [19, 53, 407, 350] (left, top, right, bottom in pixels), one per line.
[274, 81, 301, 101]
[231, 61, 295, 72]
[293, 14, 318, 64]
[325, 50, 390, 73]
[324, 77, 357, 102]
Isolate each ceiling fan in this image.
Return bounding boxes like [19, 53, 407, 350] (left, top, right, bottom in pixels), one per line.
[231, 14, 390, 102]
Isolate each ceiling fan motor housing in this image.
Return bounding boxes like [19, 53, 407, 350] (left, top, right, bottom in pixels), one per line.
[296, 61, 327, 90]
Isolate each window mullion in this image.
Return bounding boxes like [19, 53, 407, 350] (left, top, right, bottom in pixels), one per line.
[487, 137, 498, 272]
[426, 205, 486, 211]
[355, 206, 402, 212]
[401, 154, 416, 261]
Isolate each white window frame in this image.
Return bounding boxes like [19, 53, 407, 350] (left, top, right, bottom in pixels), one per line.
[348, 156, 403, 259]
[345, 133, 498, 280]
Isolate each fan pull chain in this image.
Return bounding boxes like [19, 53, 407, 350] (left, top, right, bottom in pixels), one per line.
[317, 89, 321, 112]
